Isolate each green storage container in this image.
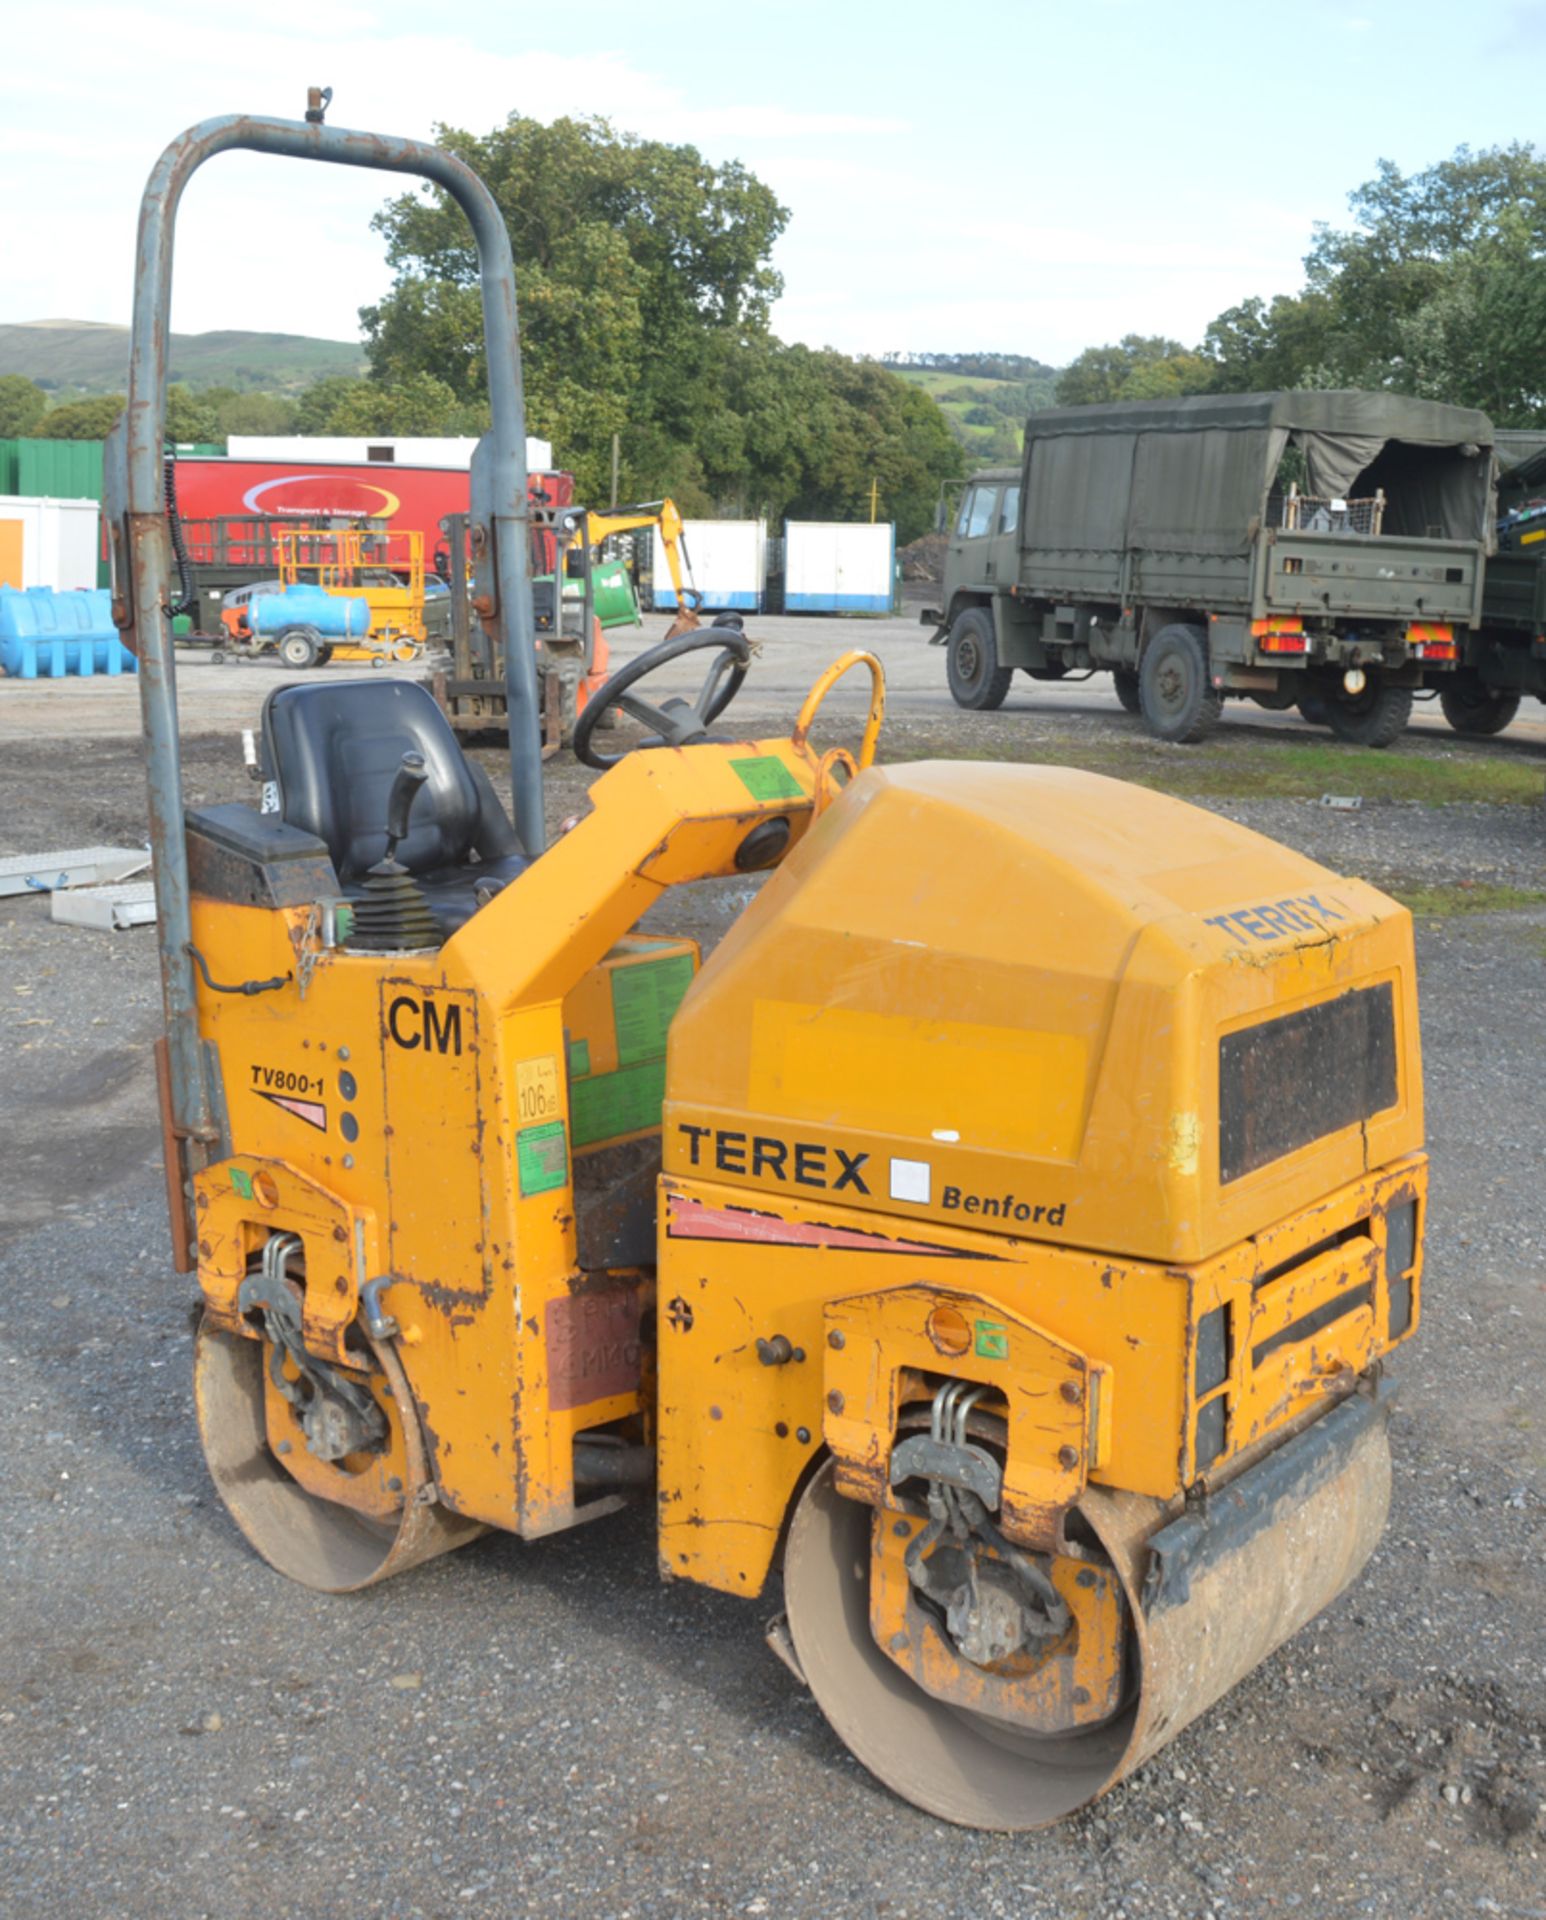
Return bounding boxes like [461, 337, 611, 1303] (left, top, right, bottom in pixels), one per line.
[19, 438, 104, 501]
[0, 438, 109, 584]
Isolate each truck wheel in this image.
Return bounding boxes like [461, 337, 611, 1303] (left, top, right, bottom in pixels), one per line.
[1439, 675, 1520, 736]
[1138, 624, 1221, 744]
[1113, 667, 1141, 714]
[946, 608, 1013, 711]
[1297, 692, 1330, 727]
[1324, 680, 1413, 748]
[276, 626, 323, 670]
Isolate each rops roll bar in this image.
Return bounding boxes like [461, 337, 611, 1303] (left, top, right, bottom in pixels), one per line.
[104, 97, 545, 1154]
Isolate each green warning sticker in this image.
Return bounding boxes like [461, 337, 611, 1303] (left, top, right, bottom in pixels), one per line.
[516, 1121, 568, 1197]
[571, 1060, 669, 1148]
[611, 953, 695, 1068]
[730, 756, 804, 802]
[229, 1166, 254, 1200]
[974, 1319, 1009, 1361]
[568, 1036, 591, 1079]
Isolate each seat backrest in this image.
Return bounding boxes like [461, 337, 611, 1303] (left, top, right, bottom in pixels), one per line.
[262, 680, 483, 883]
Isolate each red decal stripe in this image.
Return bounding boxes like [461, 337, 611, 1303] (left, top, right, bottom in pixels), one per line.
[667, 1195, 955, 1256]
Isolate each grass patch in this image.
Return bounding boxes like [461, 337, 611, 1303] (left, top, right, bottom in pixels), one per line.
[931, 732, 1546, 807]
[893, 369, 1017, 395]
[1391, 881, 1546, 917]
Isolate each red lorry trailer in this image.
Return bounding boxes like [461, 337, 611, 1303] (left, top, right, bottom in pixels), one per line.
[168, 457, 572, 543]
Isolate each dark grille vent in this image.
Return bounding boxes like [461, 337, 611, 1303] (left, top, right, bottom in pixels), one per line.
[1220, 984, 1397, 1184]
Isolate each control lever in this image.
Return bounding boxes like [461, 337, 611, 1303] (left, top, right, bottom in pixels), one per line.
[383, 752, 428, 863]
[350, 751, 438, 953]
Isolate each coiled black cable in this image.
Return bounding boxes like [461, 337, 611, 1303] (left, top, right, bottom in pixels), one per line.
[163, 449, 198, 618]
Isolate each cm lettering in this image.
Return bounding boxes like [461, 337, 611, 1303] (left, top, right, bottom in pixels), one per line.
[387, 994, 463, 1055]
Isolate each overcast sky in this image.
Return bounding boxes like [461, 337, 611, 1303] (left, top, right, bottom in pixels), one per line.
[1, 0, 1541, 367]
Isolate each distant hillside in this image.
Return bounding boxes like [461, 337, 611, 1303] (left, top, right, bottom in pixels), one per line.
[891, 360, 1060, 462]
[0, 320, 366, 395]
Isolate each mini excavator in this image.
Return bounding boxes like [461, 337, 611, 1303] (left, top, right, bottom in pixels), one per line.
[110, 104, 1426, 1830]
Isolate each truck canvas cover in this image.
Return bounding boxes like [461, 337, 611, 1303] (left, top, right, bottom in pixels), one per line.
[1020, 390, 1496, 558]
[1496, 431, 1546, 498]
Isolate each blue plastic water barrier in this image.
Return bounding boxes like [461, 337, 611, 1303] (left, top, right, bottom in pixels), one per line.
[247, 585, 373, 640]
[0, 587, 136, 679]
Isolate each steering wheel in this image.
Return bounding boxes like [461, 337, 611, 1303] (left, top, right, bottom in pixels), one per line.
[573, 624, 752, 770]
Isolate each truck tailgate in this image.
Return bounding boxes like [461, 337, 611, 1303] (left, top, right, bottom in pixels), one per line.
[1261, 533, 1483, 626]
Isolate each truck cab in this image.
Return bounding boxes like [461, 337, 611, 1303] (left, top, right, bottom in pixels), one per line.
[926, 468, 1027, 710]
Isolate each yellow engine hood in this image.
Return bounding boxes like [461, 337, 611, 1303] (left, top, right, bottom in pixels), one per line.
[662, 762, 1422, 1264]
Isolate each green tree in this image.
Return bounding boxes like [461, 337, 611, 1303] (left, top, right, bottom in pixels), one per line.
[28, 384, 227, 443]
[287, 371, 480, 437]
[1202, 143, 1546, 423]
[0, 374, 47, 437]
[292, 376, 369, 434]
[1054, 335, 1214, 407]
[29, 393, 125, 438]
[323, 371, 478, 436]
[362, 113, 788, 503]
[165, 384, 218, 443]
[1202, 291, 1339, 393]
[199, 387, 300, 436]
[706, 344, 961, 543]
[283, 110, 956, 531]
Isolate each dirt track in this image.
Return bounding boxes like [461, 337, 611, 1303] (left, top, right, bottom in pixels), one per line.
[1, 611, 1543, 1918]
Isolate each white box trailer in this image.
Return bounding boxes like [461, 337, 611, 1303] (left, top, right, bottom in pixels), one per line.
[0, 496, 101, 592]
[784, 520, 895, 613]
[225, 435, 555, 471]
[652, 520, 766, 612]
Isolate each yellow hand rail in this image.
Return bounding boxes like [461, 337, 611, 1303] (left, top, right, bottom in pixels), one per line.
[812, 745, 859, 817]
[792, 649, 886, 772]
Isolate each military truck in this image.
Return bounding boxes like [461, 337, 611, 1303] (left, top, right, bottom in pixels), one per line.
[924, 392, 1495, 746]
[1437, 433, 1546, 736]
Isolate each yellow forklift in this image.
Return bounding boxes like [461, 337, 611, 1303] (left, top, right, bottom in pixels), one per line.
[109, 101, 1426, 1830]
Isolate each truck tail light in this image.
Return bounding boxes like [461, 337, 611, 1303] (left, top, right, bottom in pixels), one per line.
[1252, 617, 1307, 655]
[1408, 622, 1456, 661]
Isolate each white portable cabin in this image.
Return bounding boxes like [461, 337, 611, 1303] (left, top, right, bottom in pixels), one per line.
[783, 521, 895, 613]
[652, 520, 766, 612]
[0, 496, 101, 592]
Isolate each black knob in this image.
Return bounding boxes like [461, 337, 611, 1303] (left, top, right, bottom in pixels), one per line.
[384, 752, 428, 860]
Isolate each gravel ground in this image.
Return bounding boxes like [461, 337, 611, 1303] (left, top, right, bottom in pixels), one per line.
[2, 651, 1544, 1919]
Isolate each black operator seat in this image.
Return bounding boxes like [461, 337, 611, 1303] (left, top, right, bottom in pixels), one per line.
[260, 680, 528, 938]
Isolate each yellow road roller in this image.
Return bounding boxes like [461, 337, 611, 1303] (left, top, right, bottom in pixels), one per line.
[110, 107, 1425, 1831]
